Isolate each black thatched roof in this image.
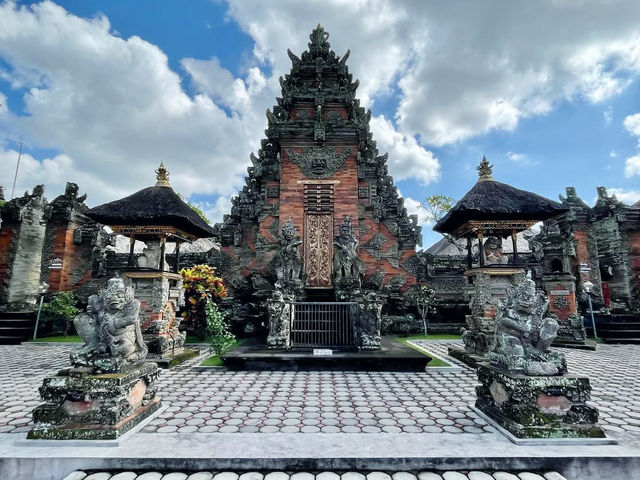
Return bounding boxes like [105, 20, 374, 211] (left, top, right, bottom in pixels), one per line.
[434, 158, 567, 235]
[87, 165, 215, 239]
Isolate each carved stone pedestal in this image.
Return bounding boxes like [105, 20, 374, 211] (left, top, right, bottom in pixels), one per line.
[266, 291, 292, 349]
[124, 271, 197, 368]
[448, 267, 525, 367]
[475, 363, 604, 439]
[28, 363, 160, 440]
[542, 273, 590, 349]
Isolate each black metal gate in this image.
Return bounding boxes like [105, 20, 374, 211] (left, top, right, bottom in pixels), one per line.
[291, 302, 357, 347]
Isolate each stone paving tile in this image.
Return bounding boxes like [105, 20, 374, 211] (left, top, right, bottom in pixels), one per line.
[61, 472, 568, 480]
[1, 341, 640, 436]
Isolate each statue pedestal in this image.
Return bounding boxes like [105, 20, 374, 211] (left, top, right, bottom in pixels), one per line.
[124, 271, 198, 368]
[475, 363, 605, 439]
[542, 273, 591, 349]
[448, 267, 525, 367]
[28, 363, 161, 440]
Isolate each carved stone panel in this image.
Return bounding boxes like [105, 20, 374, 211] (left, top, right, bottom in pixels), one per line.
[304, 214, 333, 288]
[286, 146, 352, 179]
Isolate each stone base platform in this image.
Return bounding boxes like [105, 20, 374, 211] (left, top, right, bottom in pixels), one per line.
[475, 363, 606, 439]
[447, 345, 487, 368]
[28, 363, 161, 440]
[148, 348, 200, 369]
[224, 336, 431, 371]
[1, 432, 639, 480]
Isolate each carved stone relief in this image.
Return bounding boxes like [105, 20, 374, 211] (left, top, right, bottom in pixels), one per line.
[286, 146, 353, 179]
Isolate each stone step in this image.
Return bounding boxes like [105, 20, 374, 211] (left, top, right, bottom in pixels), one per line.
[61, 471, 569, 480]
[601, 337, 640, 344]
[0, 310, 35, 320]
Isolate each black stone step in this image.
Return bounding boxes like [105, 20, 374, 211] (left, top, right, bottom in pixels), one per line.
[0, 318, 36, 328]
[0, 310, 35, 320]
[602, 338, 640, 344]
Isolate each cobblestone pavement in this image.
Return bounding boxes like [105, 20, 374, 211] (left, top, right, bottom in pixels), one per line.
[61, 470, 568, 480]
[1, 341, 639, 437]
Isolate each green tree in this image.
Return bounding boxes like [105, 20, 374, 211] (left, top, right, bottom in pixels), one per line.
[422, 194, 455, 224]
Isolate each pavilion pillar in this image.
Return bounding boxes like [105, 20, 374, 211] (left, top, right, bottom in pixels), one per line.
[477, 230, 485, 267]
[466, 236, 473, 269]
[511, 229, 518, 265]
[175, 241, 181, 273]
[159, 235, 166, 271]
[128, 235, 136, 268]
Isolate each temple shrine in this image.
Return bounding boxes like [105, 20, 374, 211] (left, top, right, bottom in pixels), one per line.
[212, 26, 422, 350]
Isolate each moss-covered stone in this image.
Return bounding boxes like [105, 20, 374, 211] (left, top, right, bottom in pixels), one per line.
[28, 362, 161, 440]
[475, 363, 605, 439]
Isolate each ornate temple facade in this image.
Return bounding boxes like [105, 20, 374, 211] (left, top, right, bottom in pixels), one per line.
[212, 26, 422, 316]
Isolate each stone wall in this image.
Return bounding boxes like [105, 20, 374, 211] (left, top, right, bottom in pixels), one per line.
[0, 186, 48, 310]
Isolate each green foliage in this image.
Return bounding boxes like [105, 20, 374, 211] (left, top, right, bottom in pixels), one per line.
[205, 301, 236, 356]
[177, 193, 211, 224]
[41, 291, 80, 335]
[31, 335, 83, 343]
[0, 200, 5, 207]
[422, 194, 455, 224]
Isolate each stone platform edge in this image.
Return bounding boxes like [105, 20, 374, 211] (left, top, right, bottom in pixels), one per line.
[2, 432, 640, 480]
[470, 405, 618, 446]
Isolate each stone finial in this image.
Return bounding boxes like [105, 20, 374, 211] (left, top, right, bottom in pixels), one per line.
[477, 155, 494, 181]
[308, 24, 330, 56]
[155, 162, 171, 187]
[0, 185, 4, 201]
[565, 186, 577, 199]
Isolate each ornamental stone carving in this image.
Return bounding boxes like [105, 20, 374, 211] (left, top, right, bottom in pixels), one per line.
[274, 219, 304, 296]
[489, 273, 567, 376]
[286, 146, 352, 179]
[356, 291, 382, 350]
[266, 290, 293, 349]
[71, 277, 148, 374]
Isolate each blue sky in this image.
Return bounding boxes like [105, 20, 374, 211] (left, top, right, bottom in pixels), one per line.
[1, 0, 639, 248]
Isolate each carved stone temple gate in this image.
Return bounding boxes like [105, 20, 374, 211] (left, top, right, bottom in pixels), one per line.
[215, 26, 423, 352]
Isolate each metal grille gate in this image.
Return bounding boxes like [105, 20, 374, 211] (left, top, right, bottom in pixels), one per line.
[291, 302, 357, 348]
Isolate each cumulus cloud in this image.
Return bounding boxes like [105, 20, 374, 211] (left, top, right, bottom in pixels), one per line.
[603, 187, 640, 204]
[0, 1, 259, 205]
[625, 154, 640, 177]
[369, 116, 439, 185]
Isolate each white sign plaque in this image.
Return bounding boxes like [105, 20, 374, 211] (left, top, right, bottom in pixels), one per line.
[313, 349, 333, 356]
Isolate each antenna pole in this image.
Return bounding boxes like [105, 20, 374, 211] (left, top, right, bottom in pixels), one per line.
[10, 141, 23, 200]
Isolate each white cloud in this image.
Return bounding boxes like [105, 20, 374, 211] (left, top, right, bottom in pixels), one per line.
[0, 1, 262, 206]
[604, 106, 613, 125]
[606, 187, 640, 204]
[624, 113, 640, 140]
[369, 116, 439, 186]
[507, 151, 526, 162]
[609, 150, 618, 158]
[625, 154, 640, 177]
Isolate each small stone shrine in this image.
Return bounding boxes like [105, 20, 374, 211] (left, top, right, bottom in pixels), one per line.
[475, 273, 605, 439]
[29, 277, 160, 439]
[214, 26, 422, 351]
[86, 164, 215, 367]
[526, 222, 588, 347]
[434, 157, 567, 366]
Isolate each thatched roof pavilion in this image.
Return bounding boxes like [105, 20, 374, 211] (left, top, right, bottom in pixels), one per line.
[87, 163, 215, 270]
[434, 157, 567, 267]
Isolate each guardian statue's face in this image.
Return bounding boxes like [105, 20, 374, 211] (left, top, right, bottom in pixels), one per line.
[104, 279, 127, 311]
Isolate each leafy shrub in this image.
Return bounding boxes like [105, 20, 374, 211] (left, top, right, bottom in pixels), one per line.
[180, 264, 230, 341]
[40, 291, 80, 336]
[205, 301, 236, 356]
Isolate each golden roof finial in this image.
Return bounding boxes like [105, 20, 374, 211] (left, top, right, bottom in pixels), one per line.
[477, 155, 494, 181]
[155, 162, 171, 187]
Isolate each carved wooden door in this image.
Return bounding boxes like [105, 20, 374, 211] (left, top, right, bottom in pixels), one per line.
[303, 183, 334, 288]
[304, 214, 333, 288]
